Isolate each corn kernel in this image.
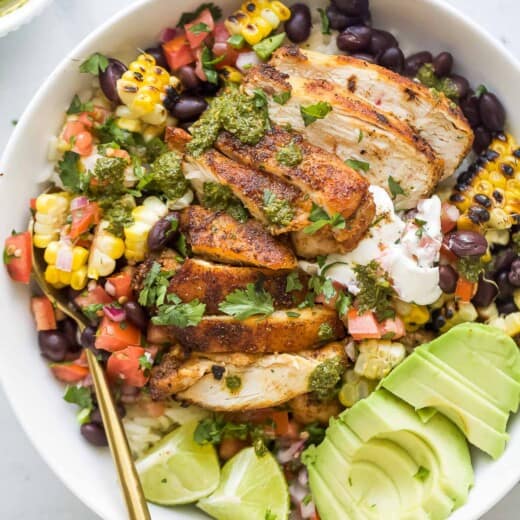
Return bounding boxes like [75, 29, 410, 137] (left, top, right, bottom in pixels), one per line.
[129, 62, 147, 75]
[71, 266, 88, 290]
[44, 265, 60, 285]
[116, 117, 143, 133]
[271, 1, 291, 20]
[137, 53, 156, 68]
[71, 246, 89, 270]
[220, 66, 243, 83]
[261, 8, 280, 27]
[505, 312, 520, 336]
[251, 15, 273, 38]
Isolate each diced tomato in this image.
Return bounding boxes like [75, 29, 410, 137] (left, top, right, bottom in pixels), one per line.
[4, 231, 32, 284]
[347, 308, 382, 340]
[219, 438, 248, 461]
[440, 202, 460, 234]
[73, 131, 93, 156]
[212, 41, 239, 68]
[31, 296, 57, 331]
[440, 237, 457, 263]
[77, 112, 94, 128]
[95, 316, 142, 352]
[106, 346, 148, 387]
[69, 201, 100, 239]
[314, 282, 344, 310]
[271, 411, 290, 436]
[185, 8, 215, 49]
[455, 277, 476, 302]
[145, 344, 161, 359]
[29, 198, 37, 211]
[74, 285, 113, 309]
[50, 363, 89, 383]
[62, 121, 85, 142]
[163, 32, 195, 70]
[378, 316, 405, 339]
[106, 272, 133, 300]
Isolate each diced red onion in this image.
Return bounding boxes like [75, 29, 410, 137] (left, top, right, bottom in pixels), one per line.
[103, 304, 126, 322]
[289, 481, 307, 504]
[300, 499, 316, 519]
[120, 384, 140, 403]
[104, 280, 116, 297]
[56, 246, 73, 272]
[70, 196, 89, 211]
[276, 438, 306, 464]
[159, 27, 180, 43]
[345, 340, 358, 362]
[236, 52, 261, 73]
[298, 467, 309, 487]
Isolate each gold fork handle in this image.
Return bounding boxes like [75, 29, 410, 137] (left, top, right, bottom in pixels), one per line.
[86, 349, 151, 520]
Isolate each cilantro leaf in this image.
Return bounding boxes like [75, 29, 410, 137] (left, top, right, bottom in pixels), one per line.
[177, 3, 222, 26]
[414, 217, 427, 238]
[200, 45, 225, 84]
[66, 94, 93, 115]
[79, 53, 109, 75]
[318, 322, 334, 340]
[139, 353, 153, 371]
[152, 294, 206, 327]
[138, 261, 174, 307]
[475, 84, 488, 97]
[286, 271, 303, 292]
[194, 415, 250, 445]
[317, 8, 331, 35]
[63, 385, 93, 424]
[345, 158, 370, 172]
[388, 175, 405, 199]
[219, 283, 274, 320]
[57, 151, 84, 193]
[189, 22, 211, 34]
[252, 88, 268, 109]
[272, 91, 291, 105]
[286, 311, 301, 318]
[303, 203, 346, 234]
[300, 101, 332, 126]
[253, 32, 286, 60]
[81, 303, 104, 322]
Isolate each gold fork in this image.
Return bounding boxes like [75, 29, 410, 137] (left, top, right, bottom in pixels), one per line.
[30, 220, 151, 520]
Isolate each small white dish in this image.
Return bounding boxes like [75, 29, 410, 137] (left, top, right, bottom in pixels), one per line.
[0, 0, 54, 38]
[0, 0, 519, 519]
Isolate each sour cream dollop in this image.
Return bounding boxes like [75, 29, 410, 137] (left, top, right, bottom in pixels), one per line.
[302, 186, 443, 305]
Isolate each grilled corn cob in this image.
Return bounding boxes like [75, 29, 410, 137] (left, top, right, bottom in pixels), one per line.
[395, 300, 430, 332]
[124, 196, 168, 263]
[87, 221, 125, 279]
[33, 192, 71, 249]
[450, 133, 520, 230]
[353, 340, 406, 380]
[116, 53, 173, 126]
[225, 0, 291, 45]
[438, 300, 478, 333]
[43, 241, 89, 290]
[338, 369, 377, 407]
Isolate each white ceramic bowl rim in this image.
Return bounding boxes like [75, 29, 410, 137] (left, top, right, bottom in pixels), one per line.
[0, 0, 54, 38]
[1, 0, 520, 519]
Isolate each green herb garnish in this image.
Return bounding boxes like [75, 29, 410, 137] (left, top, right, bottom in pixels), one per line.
[388, 175, 405, 199]
[262, 189, 295, 226]
[138, 261, 175, 307]
[345, 158, 370, 172]
[303, 203, 346, 234]
[79, 53, 109, 75]
[219, 283, 274, 320]
[300, 101, 332, 126]
[66, 94, 93, 115]
[152, 293, 206, 327]
[286, 271, 303, 292]
[177, 3, 222, 26]
[317, 7, 331, 35]
[189, 22, 211, 34]
[276, 141, 303, 167]
[273, 91, 291, 105]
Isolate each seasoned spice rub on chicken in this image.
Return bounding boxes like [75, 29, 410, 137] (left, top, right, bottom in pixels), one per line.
[270, 46, 473, 178]
[215, 128, 374, 244]
[180, 205, 297, 269]
[168, 258, 308, 313]
[149, 342, 347, 409]
[147, 306, 345, 354]
[244, 65, 444, 209]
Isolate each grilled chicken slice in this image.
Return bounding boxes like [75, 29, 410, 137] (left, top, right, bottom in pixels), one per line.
[180, 205, 297, 269]
[270, 46, 473, 179]
[166, 127, 311, 235]
[168, 258, 307, 313]
[150, 343, 347, 410]
[244, 66, 444, 209]
[147, 306, 345, 353]
[132, 248, 181, 294]
[288, 393, 343, 425]
[215, 128, 371, 242]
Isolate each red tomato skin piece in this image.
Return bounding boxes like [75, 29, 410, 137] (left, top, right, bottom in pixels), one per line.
[95, 316, 141, 352]
[107, 346, 148, 387]
[31, 296, 57, 331]
[4, 231, 32, 284]
[163, 33, 195, 70]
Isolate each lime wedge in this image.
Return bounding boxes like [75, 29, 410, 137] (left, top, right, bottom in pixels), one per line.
[197, 447, 289, 520]
[136, 420, 220, 505]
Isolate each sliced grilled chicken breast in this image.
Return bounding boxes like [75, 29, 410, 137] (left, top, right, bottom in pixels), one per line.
[167, 127, 311, 235]
[132, 249, 181, 294]
[245, 66, 444, 209]
[270, 46, 473, 178]
[180, 206, 297, 269]
[150, 343, 347, 410]
[289, 393, 343, 425]
[168, 258, 307, 313]
[215, 127, 372, 242]
[148, 306, 345, 353]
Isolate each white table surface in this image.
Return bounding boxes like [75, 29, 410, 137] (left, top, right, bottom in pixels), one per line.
[1, 0, 520, 518]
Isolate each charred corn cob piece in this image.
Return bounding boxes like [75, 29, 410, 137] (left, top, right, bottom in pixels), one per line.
[450, 133, 520, 230]
[43, 241, 89, 290]
[338, 369, 377, 407]
[87, 221, 125, 279]
[438, 300, 478, 333]
[116, 53, 170, 126]
[225, 0, 291, 45]
[124, 196, 168, 263]
[33, 192, 71, 248]
[354, 340, 406, 380]
[395, 300, 430, 332]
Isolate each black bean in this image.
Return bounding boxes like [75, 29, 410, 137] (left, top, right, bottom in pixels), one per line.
[508, 258, 520, 287]
[472, 276, 498, 307]
[38, 331, 70, 362]
[80, 325, 97, 350]
[80, 422, 108, 447]
[144, 46, 169, 70]
[377, 47, 404, 73]
[468, 205, 490, 224]
[460, 94, 481, 127]
[123, 301, 149, 331]
[368, 29, 397, 55]
[349, 52, 376, 64]
[59, 319, 80, 353]
[285, 4, 312, 43]
[473, 126, 492, 154]
[178, 65, 201, 90]
[439, 265, 458, 294]
[170, 94, 208, 122]
[497, 299, 517, 315]
[99, 59, 127, 103]
[447, 230, 488, 257]
[432, 52, 453, 77]
[497, 270, 515, 299]
[491, 249, 515, 274]
[447, 74, 469, 99]
[403, 51, 433, 77]
[479, 92, 506, 131]
[147, 213, 179, 252]
[326, 4, 364, 31]
[90, 404, 125, 426]
[331, 0, 369, 16]
[336, 25, 372, 53]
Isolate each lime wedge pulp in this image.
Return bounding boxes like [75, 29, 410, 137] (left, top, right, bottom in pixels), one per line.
[197, 447, 290, 520]
[136, 420, 220, 505]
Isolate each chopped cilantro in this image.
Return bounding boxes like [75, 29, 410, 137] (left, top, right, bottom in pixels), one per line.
[303, 203, 346, 234]
[345, 158, 370, 172]
[193, 415, 250, 445]
[219, 283, 274, 320]
[300, 101, 332, 126]
[63, 385, 93, 424]
[286, 271, 303, 292]
[66, 94, 93, 115]
[200, 45, 225, 84]
[262, 189, 295, 226]
[57, 151, 85, 193]
[309, 356, 345, 401]
[456, 256, 486, 283]
[189, 22, 211, 34]
[81, 303, 104, 322]
[358, 129, 364, 143]
[273, 91, 291, 105]
[475, 84, 488, 97]
[151, 293, 206, 327]
[138, 261, 175, 307]
[276, 141, 303, 167]
[318, 322, 334, 340]
[202, 182, 249, 223]
[317, 7, 331, 35]
[414, 217, 427, 238]
[79, 53, 109, 75]
[252, 88, 268, 109]
[388, 175, 405, 199]
[139, 353, 153, 372]
[225, 375, 242, 392]
[304, 421, 326, 445]
[286, 311, 301, 318]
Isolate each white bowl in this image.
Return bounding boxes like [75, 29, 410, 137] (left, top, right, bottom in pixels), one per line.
[1, 0, 519, 518]
[0, 0, 53, 38]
